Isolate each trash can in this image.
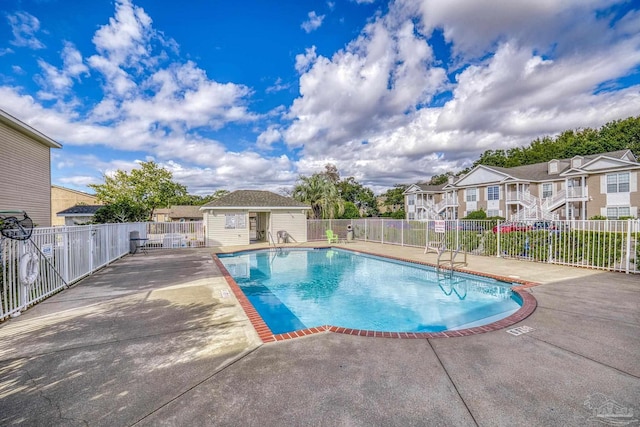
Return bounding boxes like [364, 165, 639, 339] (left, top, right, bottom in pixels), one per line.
[346, 224, 353, 241]
[129, 230, 140, 254]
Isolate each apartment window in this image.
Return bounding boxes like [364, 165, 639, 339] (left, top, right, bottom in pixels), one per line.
[542, 183, 553, 199]
[466, 188, 477, 202]
[487, 186, 500, 201]
[408, 196, 415, 205]
[607, 173, 630, 193]
[408, 212, 415, 220]
[224, 213, 246, 229]
[607, 207, 631, 219]
[487, 209, 500, 217]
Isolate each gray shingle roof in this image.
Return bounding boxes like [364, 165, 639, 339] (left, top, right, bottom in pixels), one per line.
[168, 205, 203, 219]
[414, 183, 447, 192]
[57, 205, 103, 215]
[202, 190, 310, 209]
[484, 150, 634, 181]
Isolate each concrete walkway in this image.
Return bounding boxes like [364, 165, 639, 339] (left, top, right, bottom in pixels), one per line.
[0, 244, 638, 426]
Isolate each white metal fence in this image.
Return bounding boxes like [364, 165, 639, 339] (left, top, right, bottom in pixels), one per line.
[309, 218, 640, 274]
[0, 221, 206, 321]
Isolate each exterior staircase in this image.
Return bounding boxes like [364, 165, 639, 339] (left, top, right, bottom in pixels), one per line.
[510, 192, 558, 221]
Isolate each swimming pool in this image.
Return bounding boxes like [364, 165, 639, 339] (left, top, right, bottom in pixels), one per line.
[218, 248, 525, 335]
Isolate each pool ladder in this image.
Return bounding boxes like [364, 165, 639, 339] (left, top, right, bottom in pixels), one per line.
[436, 245, 467, 272]
[267, 231, 283, 254]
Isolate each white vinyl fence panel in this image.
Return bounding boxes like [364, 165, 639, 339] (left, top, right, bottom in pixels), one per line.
[1, 221, 206, 320]
[308, 218, 639, 274]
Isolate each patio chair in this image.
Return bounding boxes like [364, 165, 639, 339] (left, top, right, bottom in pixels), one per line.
[325, 229, 339, 244]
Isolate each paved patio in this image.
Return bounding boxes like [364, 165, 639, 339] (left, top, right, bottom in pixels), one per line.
[0, 243, 638, 426]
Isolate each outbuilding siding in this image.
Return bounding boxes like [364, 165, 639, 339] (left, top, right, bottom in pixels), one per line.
[206, 210, 249, 246]
[270, 211, 308, 243]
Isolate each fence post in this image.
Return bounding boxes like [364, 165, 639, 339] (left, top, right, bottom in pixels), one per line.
[496, 219, 501, 258]
[401, 220, 404, 246]
[625, 219, 632, 274]
[365, 219, 368, 242]
[63, 228, 70, 283]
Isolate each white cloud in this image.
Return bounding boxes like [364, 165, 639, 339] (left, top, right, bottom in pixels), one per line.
[407, 0, 626, 59]
[7, 11, 45, 49]
[301, 11, 326, 33]
[265, 77, 290, 93]
[285, 16, 447, 152]
[256, 125, 282, 149]
[35, 42, 89, 95]
[279, 0, 640, 190]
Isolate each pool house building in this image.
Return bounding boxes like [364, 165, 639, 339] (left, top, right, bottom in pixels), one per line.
[200, 190, 311, 247]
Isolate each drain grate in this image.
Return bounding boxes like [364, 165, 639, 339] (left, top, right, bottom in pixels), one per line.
[506, 325, 534, 336]
[220, 289, 231, 298]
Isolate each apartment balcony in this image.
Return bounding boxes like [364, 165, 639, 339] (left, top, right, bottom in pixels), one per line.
[566, 186, 588, 201]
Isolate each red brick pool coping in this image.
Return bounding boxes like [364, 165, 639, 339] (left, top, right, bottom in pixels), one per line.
[212, 248, 538, 343]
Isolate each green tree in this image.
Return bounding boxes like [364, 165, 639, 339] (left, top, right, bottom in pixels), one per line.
[93, 201, 148, 223]
[170, 190, 230, 206]
[292, 173, 344, 219]
[337, 201, 361, 219]
[89, 161, 188, 220]
[473, 115, 640, 169]
[379, 184, 407, 206]
[337, 177, 378, 217]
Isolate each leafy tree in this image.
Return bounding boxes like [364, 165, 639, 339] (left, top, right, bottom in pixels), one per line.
[337, 201, 361, 219]
[170, 190, 230, 206]
[337, 176, 378, 217]
[473, 115, 640, 169]
[378, 184, 407, 218]
[89, 161, 187, 220]
[379, 184, 408, 206]
[322, 163, 340, 184]
[93, 201, 147, 223]
[292, 174, 344, 219]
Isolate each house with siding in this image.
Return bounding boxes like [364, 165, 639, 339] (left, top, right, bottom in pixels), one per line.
[51, 185, 101, 226]
[200, 190, 310, 247]
[0, 109, 62, 227]
[56, 205, 103, 226]
[405, 150, 640, 221]
[152, 205, 204, 222]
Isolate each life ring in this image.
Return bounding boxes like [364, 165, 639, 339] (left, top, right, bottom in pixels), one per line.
[19, 251, 39, 285]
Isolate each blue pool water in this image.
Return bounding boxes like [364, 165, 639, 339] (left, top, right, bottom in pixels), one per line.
[218, 248, 521, 334]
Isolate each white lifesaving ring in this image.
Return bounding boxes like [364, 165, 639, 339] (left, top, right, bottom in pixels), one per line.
[19, 252, 39, 286]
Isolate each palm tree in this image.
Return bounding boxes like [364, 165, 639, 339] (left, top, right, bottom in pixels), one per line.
[292, 174, 344, 219]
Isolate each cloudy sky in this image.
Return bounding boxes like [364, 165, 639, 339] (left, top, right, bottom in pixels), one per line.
[1, 0, 639, 195]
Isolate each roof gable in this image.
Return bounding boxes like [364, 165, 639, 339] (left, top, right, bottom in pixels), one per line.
[454, 166, 510, 187]
[579, 156, 640, 172]
[0, 109, 62, 149]
[202, 190, 310, 209]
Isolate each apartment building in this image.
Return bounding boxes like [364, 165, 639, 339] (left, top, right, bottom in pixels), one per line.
[405, 150, 639, 220]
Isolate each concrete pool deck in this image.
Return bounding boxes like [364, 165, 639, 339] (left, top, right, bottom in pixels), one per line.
[0, 243, 638, 426]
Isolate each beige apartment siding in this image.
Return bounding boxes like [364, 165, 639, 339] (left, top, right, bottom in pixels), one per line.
[205, 210, 249, 246]
[270, 211, 307, 243]
[51, 187, 99, 226]
[586, 174, 607, 218]
[0, 123, 52, 227]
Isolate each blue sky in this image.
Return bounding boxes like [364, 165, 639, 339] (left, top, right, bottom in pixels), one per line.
[1, 0, 639, 196]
